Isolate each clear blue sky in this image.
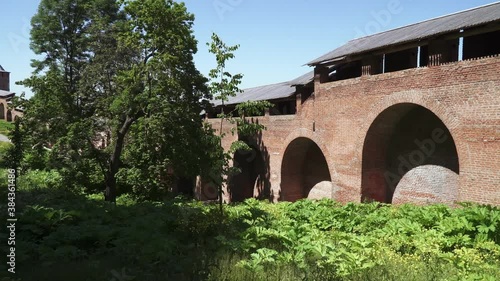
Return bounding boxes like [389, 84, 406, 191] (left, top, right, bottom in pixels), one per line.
[1, 0, 497, 98]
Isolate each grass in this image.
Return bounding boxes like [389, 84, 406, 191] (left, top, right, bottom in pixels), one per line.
[0, 119, 13, 135]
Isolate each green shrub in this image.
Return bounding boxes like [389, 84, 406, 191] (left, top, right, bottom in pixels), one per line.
[4, 187, 500, 281]
[0, 141, 13, 168]
[17, 169, 63, 191]
[56, 159, 104, 193]
[22, 147, 50, 171]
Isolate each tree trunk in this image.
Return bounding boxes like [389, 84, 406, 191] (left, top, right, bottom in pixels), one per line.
[104, 115, 135, 202]
[219, 105, 224, 216]
[104, 171, 117, 202]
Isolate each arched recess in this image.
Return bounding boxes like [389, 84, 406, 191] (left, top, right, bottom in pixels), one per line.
[0, 103, 4, 120]
[361, 103, 459, 204]
[280, 137, 332, 202]
[176, 177, 195, 197]
[6, 110, 12, 122]
[228, 143, 270, 202]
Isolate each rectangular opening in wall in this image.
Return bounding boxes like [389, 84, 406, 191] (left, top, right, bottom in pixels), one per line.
[300, 86, 314, 104]
[384, 47, 418, 73]
[463, 29, 500, 60]
[361, 55, 384, 76]
[427, 38, 459, 65]
[447, 38, 460, 63]
[331, 60, 362, 81]
[419, 45, 429, 67]
[270, 100, 296, 115]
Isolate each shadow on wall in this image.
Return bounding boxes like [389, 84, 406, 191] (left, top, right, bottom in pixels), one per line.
[279, 137, 332, 202]
[227, 129, 273, 202]
[361, 103, 459, 204]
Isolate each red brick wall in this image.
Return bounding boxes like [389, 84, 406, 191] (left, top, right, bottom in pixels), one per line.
[204, 55, 500, 205]
[280, 137, 332, 202]
[0, 100, 22, 122]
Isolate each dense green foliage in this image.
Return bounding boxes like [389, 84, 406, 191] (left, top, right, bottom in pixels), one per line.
[1, 170, 499, 281]
[6, 1, 499, 281]
[17, 0, 210, 201]
[0, 142, 13, 168]
[15, 0, 271, 206]
[206, 33, 273, 212]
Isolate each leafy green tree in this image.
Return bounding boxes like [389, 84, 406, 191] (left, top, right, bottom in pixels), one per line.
[88, 0, 210, 201]
[20, 0, 210, 202]
[95, 0, 208, 201]
[207, 33, 272, 213]
[6, 117, 23, 175]
[19, 0, 119, 187]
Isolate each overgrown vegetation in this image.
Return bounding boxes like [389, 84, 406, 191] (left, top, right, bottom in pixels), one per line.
[0, 120, 13, 135]
[16, 0, 211, 202]
[206, 33, 273, 214]
[0, 142, 13, 168]
[1, 170, 499, 281]
[4, 1, 499, 281]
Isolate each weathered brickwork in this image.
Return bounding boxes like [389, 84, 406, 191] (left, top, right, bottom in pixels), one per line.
[203, 56, 500, 205]
[0, 100, 23, 122]
[0, 66, 24, 122]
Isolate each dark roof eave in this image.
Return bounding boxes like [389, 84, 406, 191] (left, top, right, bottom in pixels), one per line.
[213, 94, 297, 107]
[308, 56, 347, 67]
[308, 28, 462, 66]
[307, 2, 500, 66]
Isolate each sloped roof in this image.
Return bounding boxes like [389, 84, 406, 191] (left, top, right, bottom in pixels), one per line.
[212, 71, 314, 106]
[0, 65, 5, 72]
[308, 2, 500, 65]
[0, 90, 15, 98]
[289, 71, 314, 86]
[212, 82, 295, 106]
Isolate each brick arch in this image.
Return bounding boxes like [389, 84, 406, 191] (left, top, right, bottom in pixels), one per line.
[228, 142, 269, 202]
[356, 90, 461, 160]
[279, 128, 336, 171]
[6, 110, 12, 122]
[278, 129, 337, 202]
[359, 97, 460, 204]
[354, 91, 464, 183]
